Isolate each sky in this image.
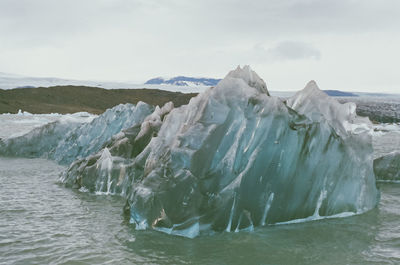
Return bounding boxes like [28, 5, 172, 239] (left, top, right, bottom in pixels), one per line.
[0, 0, 400, 92]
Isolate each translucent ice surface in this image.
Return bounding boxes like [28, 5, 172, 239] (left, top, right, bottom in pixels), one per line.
[374, 151, 400, 181]
[287, 80, 372, 136]
[0, 103, 153, 164]
[52, 102, 153, 164]
[61, 66, 379, 238]
[0, 112, 95, 139]
[61, 101, 174, 194]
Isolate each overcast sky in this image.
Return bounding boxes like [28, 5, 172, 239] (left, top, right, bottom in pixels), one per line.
[1, 0, 400, 92]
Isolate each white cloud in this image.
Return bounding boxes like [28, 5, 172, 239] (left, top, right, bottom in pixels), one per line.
[0, 0, 399, 92]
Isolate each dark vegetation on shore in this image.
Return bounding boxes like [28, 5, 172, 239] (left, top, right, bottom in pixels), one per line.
[0, 85, 398, 123]
[0, 86, 196, 114]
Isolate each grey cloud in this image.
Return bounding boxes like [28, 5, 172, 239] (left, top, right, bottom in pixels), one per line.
[2, 0, 400, 43]
[182, 0, 400, 39]
[1, 0, 399, 51]
[0, 0, 399, 93]
[257, 41, 321, 61]
[0, 0, 156, 47]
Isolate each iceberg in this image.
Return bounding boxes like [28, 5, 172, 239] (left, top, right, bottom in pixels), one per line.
[61, 101, 174, 194]
[0, 120, 80, 158]
[61, 66, 378, 238]
[286, 80, 372, 136]
[0, 112, 95, 140]
[374, 151, 400, 181]
[0, 103, 153, 164]
[373, 123, 400, 133]
[52, 102, 153, 164]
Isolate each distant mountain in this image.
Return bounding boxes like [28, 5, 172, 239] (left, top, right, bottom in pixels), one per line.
[1, 72, 397, 97]
[145, 76, 221, 86]
[355, 92, 399, 98]
[324, 90, 358, 97]
[0, 72, 213, 93]
[0, 72, 139, 90]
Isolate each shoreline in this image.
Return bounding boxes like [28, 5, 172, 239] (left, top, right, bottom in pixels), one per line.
[0, 85, 196, 114]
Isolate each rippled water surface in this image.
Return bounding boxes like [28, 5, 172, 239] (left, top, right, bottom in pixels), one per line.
[0, 157, 400, 265]
[1, 114, 400, 265]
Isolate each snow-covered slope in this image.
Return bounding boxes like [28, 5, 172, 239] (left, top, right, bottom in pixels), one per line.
[0, 72, 211, 93]
[145, 76, 221, 87]
[0, 72, 140, 90]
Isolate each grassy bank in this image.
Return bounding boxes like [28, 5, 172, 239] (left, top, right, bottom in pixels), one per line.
[0, 86, 197, 114]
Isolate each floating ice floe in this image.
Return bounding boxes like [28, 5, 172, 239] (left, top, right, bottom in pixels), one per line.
[59, 66, 379, 238]
[0, 103, 154, 164]
[61, 101, 174, 194]
[373, 123, 400, 134]
[17, 109, 32, 116]
[0, 112, 96, 139]
[374, 151, 400, 181]
[286, 80, 373, 136]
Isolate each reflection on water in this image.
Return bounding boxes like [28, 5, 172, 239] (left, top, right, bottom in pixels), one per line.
[0, 158, 400, 264]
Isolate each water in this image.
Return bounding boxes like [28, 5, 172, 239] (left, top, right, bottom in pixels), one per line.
[1, 158, 400, 265]
[1, 120, 400, 264]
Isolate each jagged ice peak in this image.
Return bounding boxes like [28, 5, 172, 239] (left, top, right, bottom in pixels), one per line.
[0, 65, 379, 238]
[223, 65, 270, 96]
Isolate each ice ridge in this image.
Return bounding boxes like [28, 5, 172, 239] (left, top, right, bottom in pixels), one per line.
[60, 66, 379, 238]
[0, 66, 379, 238]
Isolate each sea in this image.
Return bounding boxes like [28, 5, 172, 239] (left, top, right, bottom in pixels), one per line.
[1, 114, 400, 265]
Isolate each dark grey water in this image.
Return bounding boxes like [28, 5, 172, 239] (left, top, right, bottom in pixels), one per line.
[1, 157, 400, 265]
[1, 116, 400, 265]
